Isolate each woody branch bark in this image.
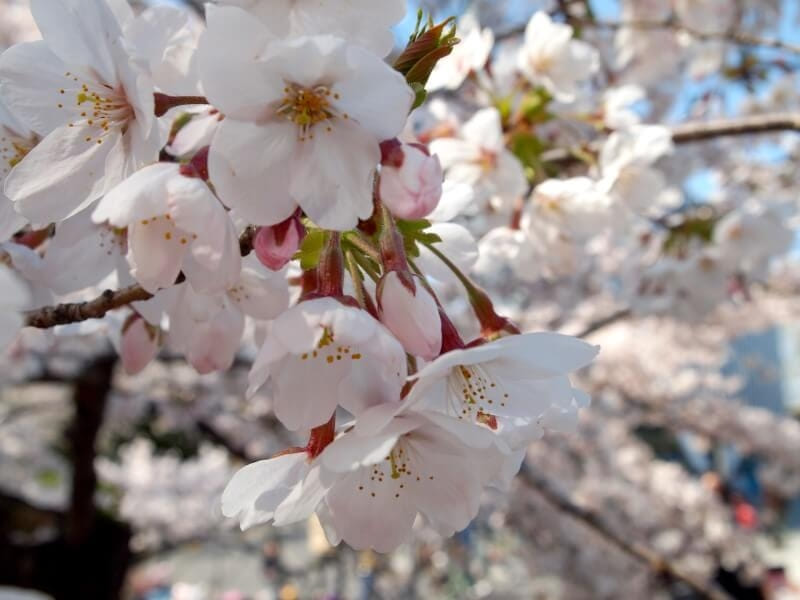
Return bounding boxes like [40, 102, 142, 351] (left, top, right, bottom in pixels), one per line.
[542, 113, 800, 164]
[24, 227, 260, 329]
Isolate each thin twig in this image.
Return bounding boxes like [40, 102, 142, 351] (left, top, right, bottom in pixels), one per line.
[25, 284, 154, 329]
[25, 227, 261, 329]
[542, 112, 800, 165]
[574, 309, 631, 338]
[518, 463, 734, 600]
[670, 113, 800, 142]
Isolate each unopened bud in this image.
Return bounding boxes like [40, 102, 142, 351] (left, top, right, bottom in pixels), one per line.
[377, 271, 442, 360]
[379, 141, 443, 220]
[120, 315, 159, 375]
[253, 215, 305, 271]
[178, 146, 210, 181]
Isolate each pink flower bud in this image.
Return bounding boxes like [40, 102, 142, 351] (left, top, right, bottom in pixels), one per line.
[253, 215, 305, 271]
[120, 315, 159, 375]
[379, 142, 443, 220]
[377, 271, 442, 360]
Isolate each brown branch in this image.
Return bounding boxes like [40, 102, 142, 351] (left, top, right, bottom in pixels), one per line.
[25, 227, 261, 330]
[25, 284, 154, 329]
[542, 112, 800, 165]
[670, 113, 800, 143]
[574, 308, 631, 338]
[238, 224, 258, 256]
[518, 463, 734, 600]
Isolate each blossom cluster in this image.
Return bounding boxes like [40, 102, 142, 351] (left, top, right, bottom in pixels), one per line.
[418, 7, 794, 322]
[0, 0, 598, 551]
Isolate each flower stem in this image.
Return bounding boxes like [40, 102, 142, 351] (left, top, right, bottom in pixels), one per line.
[345, 250, 379, 319]
[350, 250, 381, 284]
[317, 232, 344, 297]
[344, 231, 382, 263]
[421, 241, 520, 337]
[378, 202, 411, 274]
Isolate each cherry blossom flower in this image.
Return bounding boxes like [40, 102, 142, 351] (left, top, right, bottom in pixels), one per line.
[405, 333, 598, 448]
[163, 258, 290, 374]
[713, 206, 793, 274]
[430, 108, 527, 213]
[92, 163, 241, 295]
[0, 0, 162, 222]
[317, 405, 504, 552]
[427, 13, 494, 92]
[528, 177, 616, 241]
[199, 6, 414, 231]
[516, 12, 599, 103]
[215, 0, 405, 57]
[598, 125, 674, 215]
[0, 100, 33, 241]
[247, 298, 407, 431]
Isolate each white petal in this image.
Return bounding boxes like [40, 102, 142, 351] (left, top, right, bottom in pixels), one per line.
[209, 119, 298, 226]
[0, 41, 74, 136]
[197, 5, 278, 120]
[426, 180, 476, 222]
[92, 163, 176, 226]
[273, 464, 329, 526]
[184, 301, 245, 374]
[324, 468, 417, 552]
[7, 124, 120, 222]
[462, 108, 504, 153]
[0, 195, 26, 242]
[489, 332, 599, 375]
[290, 120, 377, 230]
[229, 260, 290, 321]
[126, 219, 186, 293]
[321, 417, 416, 473]
[334, 43, 414, 140]
[270, 353, 349, 431]
[167, 176, 241, 294]
[221, 453, 307, 529]
[30, 0, 123, 85]
[41, 209, 120, 294]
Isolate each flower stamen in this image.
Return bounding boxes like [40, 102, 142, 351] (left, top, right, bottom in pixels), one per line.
[277, 83, 340, 141]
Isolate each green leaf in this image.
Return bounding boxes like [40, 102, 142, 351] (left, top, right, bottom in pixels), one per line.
[519, 88, 553, 123]
[394, 16, 458, 88]
[510, 132, 549, 181]
[396, 219, 442, 258]
[296, 229, 327, 271]
[397, 219, 433, 234]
